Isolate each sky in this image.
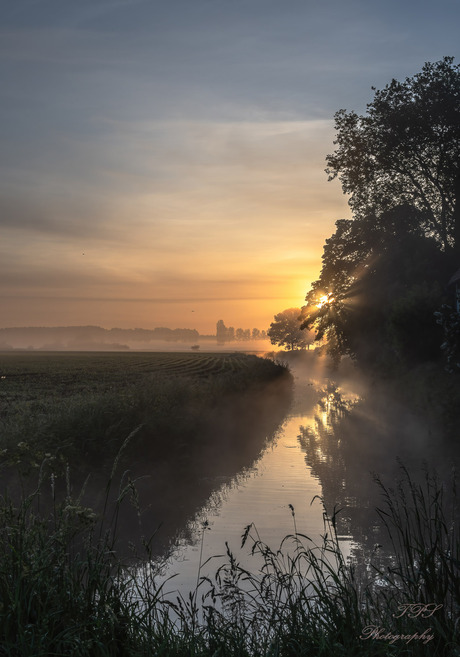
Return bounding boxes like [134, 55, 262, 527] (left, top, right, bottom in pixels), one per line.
[2, 0, 460, 334]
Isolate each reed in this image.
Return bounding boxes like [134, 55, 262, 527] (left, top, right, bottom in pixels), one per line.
[0, 461, 458, 655]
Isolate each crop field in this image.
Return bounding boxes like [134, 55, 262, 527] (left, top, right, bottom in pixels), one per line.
[0, 351, 262, 407]
[0, 351, 289, 470]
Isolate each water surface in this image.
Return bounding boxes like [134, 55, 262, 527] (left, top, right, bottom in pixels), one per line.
[152, 355, 460, 597]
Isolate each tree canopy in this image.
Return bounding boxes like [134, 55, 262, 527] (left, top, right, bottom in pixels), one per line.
[268, 308, 315, 351]
[301, 58, 460, 370]
[326, 57, 460, 252]
[300, 205, 451, 367]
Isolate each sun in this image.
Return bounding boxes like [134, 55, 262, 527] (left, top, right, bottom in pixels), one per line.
[317, 294, 334, 309]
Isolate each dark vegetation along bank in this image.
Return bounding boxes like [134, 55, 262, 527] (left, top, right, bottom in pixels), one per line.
[1, 455, 459, 655]
[0, 351, 292, 552]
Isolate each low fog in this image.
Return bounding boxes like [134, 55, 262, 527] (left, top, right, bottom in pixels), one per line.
[0, 325, 272, 353]
[278, 351, 460, 558]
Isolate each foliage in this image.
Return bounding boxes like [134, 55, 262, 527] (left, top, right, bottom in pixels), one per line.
[0, 453, 158, 657]
[216, 321, 266, 343]
[267, 308, 315, 351]
[301, 204, 451, 368]
[326, 57, 460, 252]
[435, 304, 460, 373]
[386, 283, 444, 364]
[1, 465, 459, 655]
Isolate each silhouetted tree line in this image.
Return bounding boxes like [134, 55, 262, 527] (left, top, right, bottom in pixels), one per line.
[216, 320, 267, 343]
[0, 325, 200, 350]
[300, 57, 460, 372]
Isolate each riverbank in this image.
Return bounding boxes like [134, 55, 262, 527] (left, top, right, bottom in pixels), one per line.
[1, 351, 459, 655]
[384, 360, 460, 438]
[0, 351, 291, 472]
[0, 351, 293, 555]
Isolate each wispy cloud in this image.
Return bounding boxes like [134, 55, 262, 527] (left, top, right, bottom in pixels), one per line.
[1, 0, 459, 330]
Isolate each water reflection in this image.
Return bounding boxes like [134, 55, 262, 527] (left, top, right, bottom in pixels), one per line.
[296, 373, 460, 561]
[154, 356, 460, 598]
[109, 375, 295, 559]
[152, 412, 331, 597]
[152, 374, 347, 595]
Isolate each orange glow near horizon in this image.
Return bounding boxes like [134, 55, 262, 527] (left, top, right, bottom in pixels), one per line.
[1, 120, 351, 333]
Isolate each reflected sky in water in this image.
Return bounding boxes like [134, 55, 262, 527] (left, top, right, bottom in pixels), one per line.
[153, 371, 360, 597]
[151, 357, 460, 599]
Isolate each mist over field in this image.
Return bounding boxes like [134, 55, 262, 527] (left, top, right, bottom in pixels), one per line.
[0, 325, 272, 352]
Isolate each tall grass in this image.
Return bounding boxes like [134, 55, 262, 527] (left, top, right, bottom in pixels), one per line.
[0, 461, 459, 655]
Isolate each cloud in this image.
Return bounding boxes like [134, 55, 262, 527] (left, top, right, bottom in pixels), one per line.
[0, 115, 349, 326]
[0, 195, 105, 238]
[1, 117, 349, 239]
[2, 0, 459, 330]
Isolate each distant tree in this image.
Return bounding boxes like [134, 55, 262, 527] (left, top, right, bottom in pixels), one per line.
[171, 328, 200, 342]
[0, 341, 13, 351]
[235, 328, 244, 341]
[268, 308, 315, 351]
[326, 57, 460, 252]
[252, 328, 261, 340]
[216, 320, 228, 343]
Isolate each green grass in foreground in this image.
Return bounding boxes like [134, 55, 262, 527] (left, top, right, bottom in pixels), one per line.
[0, 463, 458, 656]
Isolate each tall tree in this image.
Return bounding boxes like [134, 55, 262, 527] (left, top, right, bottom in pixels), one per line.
[301, 206, 450, 366]
[326, 57, 460, 252]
